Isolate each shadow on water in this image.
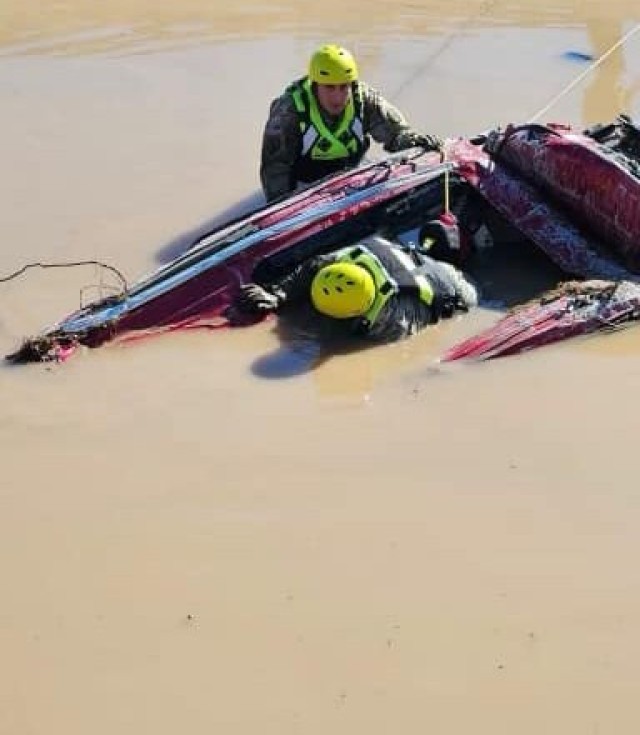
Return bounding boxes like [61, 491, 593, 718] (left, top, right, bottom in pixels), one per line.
[154, 190, 265, 264]
[250, 304, 383, 380]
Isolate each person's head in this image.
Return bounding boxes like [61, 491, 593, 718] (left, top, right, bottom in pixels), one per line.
[310, 262, 375, 319]
[308, 44, 359, 116]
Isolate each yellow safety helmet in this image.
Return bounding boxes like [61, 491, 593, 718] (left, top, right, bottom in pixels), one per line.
[310, 262, 375, 319]
[308, 44, 359, 85]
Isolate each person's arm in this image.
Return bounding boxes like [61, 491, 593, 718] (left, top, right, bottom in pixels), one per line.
[234, 255, 335, 314]
[259, 96, 301, 202]
[359, 82, 443, 153]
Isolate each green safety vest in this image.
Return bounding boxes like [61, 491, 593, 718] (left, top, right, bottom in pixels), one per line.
[288, 78, 367, 182]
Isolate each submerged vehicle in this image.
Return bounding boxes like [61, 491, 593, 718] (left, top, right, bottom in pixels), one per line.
[6, 115, 640, 364]
[442, 280, 640, 362]
[442, 114, 640, 359]
[5, 149, 480, 363]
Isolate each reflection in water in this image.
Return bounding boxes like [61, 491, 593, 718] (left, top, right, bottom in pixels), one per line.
[251, 332, 439, 403]
[577, 321, 640, 356]
[248, 308, 434, 402]
[0, 2, 457, 56]
[1, 0, 639, 57]
[582, 20, 639, 124]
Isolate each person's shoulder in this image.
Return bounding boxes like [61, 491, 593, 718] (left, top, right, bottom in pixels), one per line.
[356, 79, 375, 94]
[270, 77, 307, 106]
[268, 90, 297, 115]
[363, 233, 397, 249]
[357, 79, 388, 96]
[264, 91, 298, 133]
[356, 80, 390, 108]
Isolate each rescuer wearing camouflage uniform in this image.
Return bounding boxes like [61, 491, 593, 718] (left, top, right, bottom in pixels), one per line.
[260, 44, 443, 202]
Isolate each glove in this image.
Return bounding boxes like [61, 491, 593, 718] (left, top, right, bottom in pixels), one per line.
[411, 132, 444, 151]
[235, 283, 280, 314]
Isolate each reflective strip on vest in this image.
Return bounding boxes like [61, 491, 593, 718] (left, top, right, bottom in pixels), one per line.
[352, 117, 363, 141]
[386, 248, 435, 306]
[301, 126, 318, 156]
[414, 275, 436, 306]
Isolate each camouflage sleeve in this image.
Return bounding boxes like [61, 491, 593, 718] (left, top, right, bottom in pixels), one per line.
[259, 95, 302, 202]
[359, 82, 415, 151]
[359, 82, 433, 152]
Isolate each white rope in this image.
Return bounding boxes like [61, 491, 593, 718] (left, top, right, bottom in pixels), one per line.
[531, 22, 640, 122]
[442, 151, 451, 214]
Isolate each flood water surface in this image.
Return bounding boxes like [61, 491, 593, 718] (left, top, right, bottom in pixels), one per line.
[1, 2, 640, 734]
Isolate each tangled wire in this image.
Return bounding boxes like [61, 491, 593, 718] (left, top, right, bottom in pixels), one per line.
[0, 260, 128, 293]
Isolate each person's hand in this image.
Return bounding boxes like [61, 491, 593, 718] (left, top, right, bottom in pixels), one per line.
[235, 283, 280, 313]
[412, 132, 444, 151]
